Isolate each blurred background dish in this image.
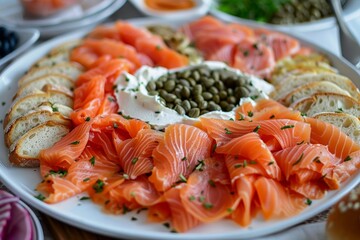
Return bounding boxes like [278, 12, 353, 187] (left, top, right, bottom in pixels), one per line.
[0, 0, 126, 38]
[130, 0, 212, 20]
[211, 0, 360, 32]
[0, 26, 39, 69]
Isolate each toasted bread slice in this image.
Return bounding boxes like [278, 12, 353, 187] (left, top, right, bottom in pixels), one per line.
[271, 73, 360, 101]
[281, 81, 351, 106]
[291, 93, 360, 118]
[15, 74, 74, 99]
[5, 110, 71, 147]
[19, 62, 83, 86]
[33, 51, 70, 68]
[9, 122, 70, 167]
[4, 90, 73, 128]
[49, 39, 82, 56]
[313, 112, 360, 144]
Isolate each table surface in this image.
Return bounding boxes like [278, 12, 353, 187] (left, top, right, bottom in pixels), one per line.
[1, 1, 359, 240]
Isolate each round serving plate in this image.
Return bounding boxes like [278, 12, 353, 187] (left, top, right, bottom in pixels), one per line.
[0, 17, 359, 240]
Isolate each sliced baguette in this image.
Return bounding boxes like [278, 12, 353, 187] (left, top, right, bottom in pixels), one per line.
[291, 93, 360, 118]
[271, 73, 360, 101]
[4, 90, 73, 128]
[5, 110, 72, 147]
[313, 112, 360, 144]
[281, 81, 351, 106]
[9, 122, 70, 167]
[33, 51, 70, 68]
[15, 74, 74, 99]
[19, 62, 83, 86]
[49, 39, 82, 56]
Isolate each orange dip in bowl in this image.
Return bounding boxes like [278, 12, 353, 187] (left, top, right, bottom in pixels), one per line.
[144, 0, 196, 11]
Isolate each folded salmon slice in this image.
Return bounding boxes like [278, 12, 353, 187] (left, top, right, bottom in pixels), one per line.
[149, 124, 212, 192]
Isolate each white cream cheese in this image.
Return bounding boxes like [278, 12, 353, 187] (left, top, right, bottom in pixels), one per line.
[114, 61, 274, 129]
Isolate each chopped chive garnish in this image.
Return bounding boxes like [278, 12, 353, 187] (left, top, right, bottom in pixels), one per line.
[335, 108, 344, 113]
[250, 95, 258, 100]
[296, 140, 305, 145]
[179, 174, 187, 183]
[125, 77, 130, 82]
[301, 112, 307, 117]
[92, 179, 105, 193]
[312, 156, 321, 163]
[194, 160, 205, 171]
[163, 222, 170, 228]
[281, 125, 294, 130]
[212, 144, 217, 153]
[156, 45, 162, 50]
[305, 198, 312, 205]
[35, 194, 45, 201]
[344, 156, 352, 162]
[85, 117, 91, 121]
[268, 161, 274, 166]
[123, 205, 131, 214]
[113, 123, 118, 128]
[123, 173, 129, 179]
[203, 202, 213, 209]
[189, 195, 196, 201]
[70, 140, 80, 145]
[80, 196, 90, 201]
[108, 97, 115, 102]
[247, 111, 253, 117]
[208, 179, 216, 187]
[131, 157, 139, 165]
[227, 208, 233, 213]
[131, 217, 137, 221]
[243, 160, 247, 168]
[249, 160, 257, 164]
[181, 156, 187, 161]
[238, 114, 245, 121]
[89, 156, 95, 166]
[198, 196, 205, 202]
[292, 153, 304, 166]
[269, 114, 275, 119]
[83, 178, 90, 182]
[229, 118, 234, 121]
[234, 164, 242, 169]
[224, 128, 232, 134]
[155, 111, 161, 114]
[253, 125, 260, 133]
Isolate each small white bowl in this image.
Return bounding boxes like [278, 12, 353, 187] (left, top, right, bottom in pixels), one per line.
[0, 28, 39, 69]
[130, 0, 212, 20]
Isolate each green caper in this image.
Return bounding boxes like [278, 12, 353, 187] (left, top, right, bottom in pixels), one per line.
[181, 100, 191, 111]
[192, 70, 201, 81]
[158, 76, 167, 82]
[199, 68, 210, 77]
[164, 93, 177, 103]
[203, 78, 215, 88]
[158, 97, 166, 106]
[164, 80, 176, 92]
[174, 99, 182, 105]
[213, 95, 220, 104]
[189, 78, 197, 87]
[227, 88, 233, 96]
[194, 94, 204, 103]
[156, 81, 163, 89]
[146, 81, 157, 91]
[219, 90, 227, 100]
[181, 86, 191, 99]
[220, 101, 228, 109]
[148, 90, 159, 96]
[208, 102, 221, 111]
[200, 110, 209, 115]
[202, 92, 213, 100]
[225, 104, 235, 112]
[227, 96, 237, 104]
[193, 84, 203, 95]
[174, 104, 185, 115]
[214, 81, 224, 90]
[179, 79, 190, 87]
[159, 89, 167, 98]
[190, 100, 198, 108]
[167, 103, 174, 109]
[198, 101, 208, 110]
[208, 86, 218, 95]
[240, 86, 250, 96]
[212, 71, 220, 81]
[188, 108, 200, 118]
[174, 88, 182, 99]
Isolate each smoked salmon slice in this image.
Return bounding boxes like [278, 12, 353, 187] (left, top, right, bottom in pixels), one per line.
[149, 124, 212, 192]
[117, 129, 163, 179]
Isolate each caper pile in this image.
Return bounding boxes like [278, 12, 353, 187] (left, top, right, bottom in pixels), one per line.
[146, 67, 258, 118]
[271, 0, 333, 25]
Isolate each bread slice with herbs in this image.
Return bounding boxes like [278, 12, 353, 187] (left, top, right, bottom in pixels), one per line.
[312, 112, 360, 144]
[271, 73, 360, 101]
[14, 74, 74, 99]
[19, 62, 83, 87]
[4, 90, 73, 128]
[32, 51, 70, 68]
[4, 110, 72, 148]
[281, 81, 351, 106]
[9, 122, 70, 167]
[291, 93, 360, 118]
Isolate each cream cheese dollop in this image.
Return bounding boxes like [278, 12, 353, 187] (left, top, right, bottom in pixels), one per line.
[114, 61, 274, 129]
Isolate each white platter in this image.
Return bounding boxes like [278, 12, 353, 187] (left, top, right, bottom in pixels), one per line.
[0, 18, 359, 240]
